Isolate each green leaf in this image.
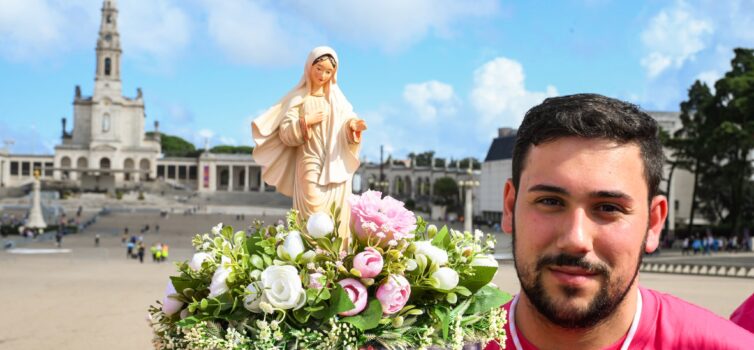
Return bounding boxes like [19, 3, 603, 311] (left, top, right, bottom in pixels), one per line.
[466, 285, 512, 315]
[246, 234, 263, 255]
[460, 266, 498, 293]
[175, 316, 200, 327]
[433, 305, 451, 340]
[293, 308, 311, 323]
[431, 226, 450, 249]
[342, 299, 383, 331]
[316, 238, 333, 252]
[324, 284, 355, 319]
[170, 276, 197, 296]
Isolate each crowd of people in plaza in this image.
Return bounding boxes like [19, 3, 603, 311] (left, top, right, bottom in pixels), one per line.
[121, 225, 168, 264]
[680, 228, 753, 255]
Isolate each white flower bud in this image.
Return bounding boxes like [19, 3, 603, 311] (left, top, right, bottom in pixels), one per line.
[413, 241, 449, 266]
[432, 267, 459, 290]
[306, 212, 334, 239]
[281, 231, 305, 260]
[470, 254, 498, 267]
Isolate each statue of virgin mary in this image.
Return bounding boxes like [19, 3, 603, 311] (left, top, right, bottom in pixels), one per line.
[251, 46, 367, 239]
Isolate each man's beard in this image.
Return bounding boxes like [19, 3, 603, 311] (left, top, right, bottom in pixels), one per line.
[512, 217, 646, 329]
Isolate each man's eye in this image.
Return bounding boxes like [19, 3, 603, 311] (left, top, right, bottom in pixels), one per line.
[538, 198, 562, 206]
[596, 204, 623, 213]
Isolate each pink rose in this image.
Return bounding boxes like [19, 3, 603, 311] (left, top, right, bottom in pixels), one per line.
[338, 278, 368, 316]
[353, 247, 384, 278]
[308, 272, 325, 290]
[376, 274, 411, 315]
[349, 191, 416, 246]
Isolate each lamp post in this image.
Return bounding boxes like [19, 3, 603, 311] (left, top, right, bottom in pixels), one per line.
[458, 169, 479, 233]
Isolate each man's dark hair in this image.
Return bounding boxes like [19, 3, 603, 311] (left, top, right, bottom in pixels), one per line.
[512, 93, 664, 199]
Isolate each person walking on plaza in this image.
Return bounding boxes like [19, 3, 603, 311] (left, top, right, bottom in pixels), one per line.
[485, 94, 753, 349]
[137, 242, 145, 263]
[161, 243, 169, 262]
[126, 240, 134, 258]
[150, 244, 158, 262]
[94, 234, 100, 247]
[682, 236, 690, 255]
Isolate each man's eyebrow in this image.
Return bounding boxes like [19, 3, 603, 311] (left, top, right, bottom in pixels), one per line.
[590, 190, 633, 201]
[527, 184, 569, 195]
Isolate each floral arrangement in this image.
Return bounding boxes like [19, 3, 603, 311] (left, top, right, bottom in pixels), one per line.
[148, 190, 509, 350]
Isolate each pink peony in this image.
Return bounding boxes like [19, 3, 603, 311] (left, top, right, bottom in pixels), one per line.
[338, 278, 368, 316]
[349, 190, 416, 246]
[353, 247, 384, 278]
[376, 274, 411, 315]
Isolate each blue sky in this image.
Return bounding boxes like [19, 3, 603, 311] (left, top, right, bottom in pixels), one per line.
[1, 0, 752, 163]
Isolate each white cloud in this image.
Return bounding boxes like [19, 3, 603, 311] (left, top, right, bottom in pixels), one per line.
[403, 81, 458, 121]
[696, 70, 720, 89]
[218, 136, 237, 146]
[289, 0, 498, 53]
[0, 0, 190, 64]
[470, 57, 558, 136]
[640, 0, 714, 78]
[0, 121, 55, 155]
[0, 0, 88, 60]
[202, 0, 320, 66]
[119, 0, 192, 61]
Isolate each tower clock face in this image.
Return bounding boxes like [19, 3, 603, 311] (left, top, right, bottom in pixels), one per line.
[105, 34, 112, 42]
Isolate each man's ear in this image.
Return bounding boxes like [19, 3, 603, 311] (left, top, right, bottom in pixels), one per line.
[502, 179, 516, 234]
[645, 195, 669, 253]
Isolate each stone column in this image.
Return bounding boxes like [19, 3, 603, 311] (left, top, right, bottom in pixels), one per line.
[464, 185, 473, 234]
[259, 169, 266, 192]
[243, 166, 249, 192]
[228, 165, 234, 192]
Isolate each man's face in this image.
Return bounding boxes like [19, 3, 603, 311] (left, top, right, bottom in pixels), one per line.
[503, 137, 666, 328]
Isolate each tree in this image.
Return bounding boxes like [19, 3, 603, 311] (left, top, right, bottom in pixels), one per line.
[432, 177, 458, 206]
[210, 145, 254, 154]
[669, 48, 754, 235]
[149, 132, 199, 157]
[407, 151, 434, 167]
[667, 80, 715, 236]
[449, 157, 481, 170]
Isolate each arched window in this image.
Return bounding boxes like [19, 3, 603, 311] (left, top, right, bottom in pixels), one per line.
[99, 158, 111, 169]
[102, 114, 110, 132]
[104, 58, 111, 76]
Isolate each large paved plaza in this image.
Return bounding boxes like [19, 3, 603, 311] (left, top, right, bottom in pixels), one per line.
[1, 210, 752, 349]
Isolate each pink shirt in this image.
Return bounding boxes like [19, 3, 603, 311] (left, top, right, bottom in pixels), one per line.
[485, 287, 754, 349]
[731, 293, 754, 333]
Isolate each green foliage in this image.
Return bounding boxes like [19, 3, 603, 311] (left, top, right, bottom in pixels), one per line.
[432, 177, 459, 206]
[667, 48, 754, 233]
[408, 151, 434, 167]
[152, 132, 199, 157]
[342, 299, 383, 331]
[210, 145, 254, 154]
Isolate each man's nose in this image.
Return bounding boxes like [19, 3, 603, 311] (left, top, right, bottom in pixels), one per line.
[556, 208, 593, 255]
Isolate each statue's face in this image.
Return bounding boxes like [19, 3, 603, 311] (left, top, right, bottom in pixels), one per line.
[309, 59, 335, 90]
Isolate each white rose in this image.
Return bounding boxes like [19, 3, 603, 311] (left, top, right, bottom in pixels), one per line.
[260, 265, 306, 310]
[414, 241, 449, 266]
[471, 254, 498, 267]
[162, 281, 184, 316]
[281, 231, 305, 260]
[432, 267, 459, 290]
[208, 257, 231, 297]
[188, 252, 212, 272]
[243, 282, 265, 313]
[212, 223, 223, 235]
[306, 212, 334, 239]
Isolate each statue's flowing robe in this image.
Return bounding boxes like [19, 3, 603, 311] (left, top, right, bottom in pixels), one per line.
[251, 47, 361, 238]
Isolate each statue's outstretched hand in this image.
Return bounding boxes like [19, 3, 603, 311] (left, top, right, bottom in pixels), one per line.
[350, 119, 368, 132]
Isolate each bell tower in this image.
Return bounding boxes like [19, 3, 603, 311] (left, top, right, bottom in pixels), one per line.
[93, 0, 122, 98]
